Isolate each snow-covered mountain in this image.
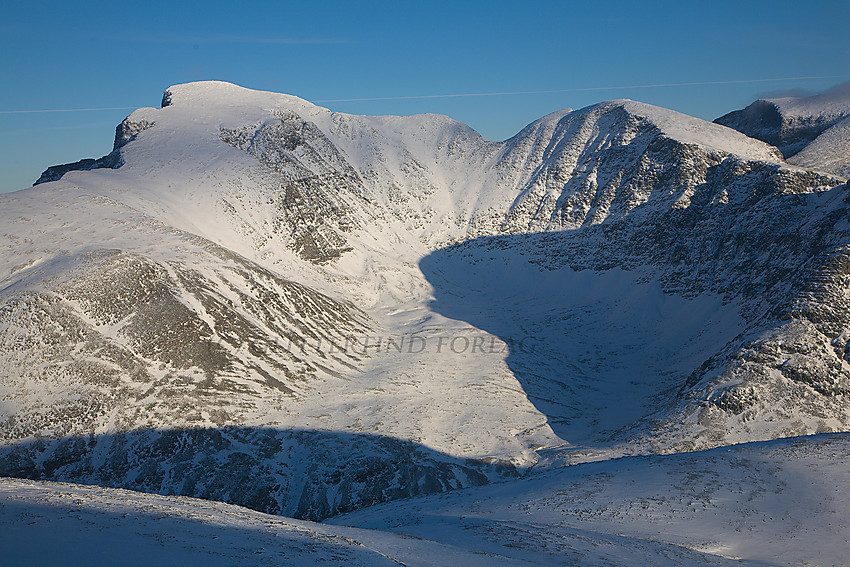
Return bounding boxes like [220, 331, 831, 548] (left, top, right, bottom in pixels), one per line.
[2, 81, 850, 521]
[715, 81, 850, 172]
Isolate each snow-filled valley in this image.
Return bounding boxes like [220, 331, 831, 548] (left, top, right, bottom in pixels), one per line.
[2, 80, 850, 564]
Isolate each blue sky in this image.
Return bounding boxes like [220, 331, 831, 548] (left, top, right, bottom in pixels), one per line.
[1, 0, 848, 192]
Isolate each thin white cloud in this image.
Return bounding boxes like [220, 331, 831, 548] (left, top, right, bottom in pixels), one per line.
[94, 33, 348, 46]
[196, 35, 348, 45]
[0, 26, 348, 46]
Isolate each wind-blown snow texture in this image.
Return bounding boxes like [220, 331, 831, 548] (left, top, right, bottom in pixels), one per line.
[2, 81, 850, 528]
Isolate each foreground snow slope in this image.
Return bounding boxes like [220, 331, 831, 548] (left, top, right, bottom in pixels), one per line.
[0, 477, 524, 567]
[3, 433, 847, 566]
[332, 433, 850, 567]
[2, 81, 850, 519]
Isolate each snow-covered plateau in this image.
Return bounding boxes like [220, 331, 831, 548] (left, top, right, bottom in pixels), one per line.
[2, 80, 850, 564]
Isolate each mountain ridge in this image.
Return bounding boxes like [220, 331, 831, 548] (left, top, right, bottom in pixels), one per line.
[3, 81, 850, 519]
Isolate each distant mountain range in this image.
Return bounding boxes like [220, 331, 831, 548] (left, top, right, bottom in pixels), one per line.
[715, 81, 850, 175]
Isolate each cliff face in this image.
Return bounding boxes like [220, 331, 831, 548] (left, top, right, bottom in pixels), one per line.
[33, 117, 156, 185]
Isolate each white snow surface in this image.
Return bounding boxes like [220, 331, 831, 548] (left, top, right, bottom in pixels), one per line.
[0, 477, 518, 566]
[331, 433, 850, 567]
[789, 115, 850, 178]
[2, 433, 848, 566]
[1, 81, 845, 468]
[617, 99, 782, 160]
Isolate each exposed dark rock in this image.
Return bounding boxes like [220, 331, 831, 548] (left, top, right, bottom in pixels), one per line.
[34, 150, 122, 185]
[33, 115, 155, 185]
[113, 118, 155, 150]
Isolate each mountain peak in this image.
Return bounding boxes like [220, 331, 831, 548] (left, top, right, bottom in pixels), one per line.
[765, 81, 850, 121]
[568, 99, 784, 162]
[160, 80, 323, 115]
[5, 81, 850, 535]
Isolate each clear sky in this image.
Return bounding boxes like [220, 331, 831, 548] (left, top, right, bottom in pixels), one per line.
[1, 0, 848, 193]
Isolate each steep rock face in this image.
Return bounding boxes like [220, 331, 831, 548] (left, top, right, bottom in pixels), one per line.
[498, 169, 850, 452]
[34, 152, 122, 185]
[33, 116, 156, 185]
[113, 117, 156, 150]
[219, 112, 368, 264]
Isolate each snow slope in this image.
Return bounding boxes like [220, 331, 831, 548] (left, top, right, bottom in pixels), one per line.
[3, 433, 846, 566]
[0, 477, 525, 566]
[789, 115, 850, 178]
[332, 433, 850, 566]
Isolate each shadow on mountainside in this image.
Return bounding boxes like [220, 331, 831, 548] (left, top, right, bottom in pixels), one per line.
[419, 231, 749, 447]
[0, 498, 397, 566]
[418, 171, 850, 450]
[0, 426, 516, 521]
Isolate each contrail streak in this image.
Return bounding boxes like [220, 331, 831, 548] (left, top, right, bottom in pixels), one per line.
[313, 75, 850, 103]
[1, 75, 846, 113]
[0, 107, 138, 114]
